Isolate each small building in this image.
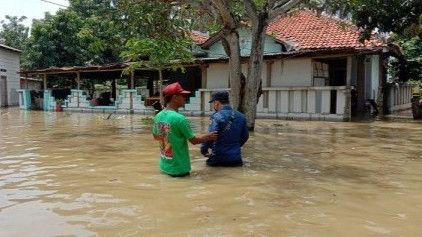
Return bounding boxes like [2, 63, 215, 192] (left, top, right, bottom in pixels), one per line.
[0, 44, 21, 107]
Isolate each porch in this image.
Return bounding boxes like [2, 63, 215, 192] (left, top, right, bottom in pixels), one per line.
[181, 86, 351, 121]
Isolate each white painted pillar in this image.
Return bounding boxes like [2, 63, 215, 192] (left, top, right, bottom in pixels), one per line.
[321, 90, 331, 114]
[292, 90, 302, 113]
[336, 89, 346, 115]
[203, 91, 211, 112]
[268, 90, 277, 113]
[307, 90, 316, 113]
[279, 91, 289, 113]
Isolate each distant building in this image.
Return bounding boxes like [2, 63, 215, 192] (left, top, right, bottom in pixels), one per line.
[0, 44, 21, 107]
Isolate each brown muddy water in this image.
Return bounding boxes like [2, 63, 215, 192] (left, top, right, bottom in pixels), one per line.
[0, 107, 421, 237]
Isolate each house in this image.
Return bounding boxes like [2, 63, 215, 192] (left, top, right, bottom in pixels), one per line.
[186, 10, 407, 120]
[0, 44, 21, 107]
[19, 10, 412, 120]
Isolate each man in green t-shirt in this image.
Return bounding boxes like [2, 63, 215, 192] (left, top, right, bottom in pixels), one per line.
[152, 82, 217, 177]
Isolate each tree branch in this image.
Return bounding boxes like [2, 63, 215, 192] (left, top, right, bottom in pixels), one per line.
[243, 0, 259, 22]
[211, 0, 237, 30]
[269, 0, 302, 20]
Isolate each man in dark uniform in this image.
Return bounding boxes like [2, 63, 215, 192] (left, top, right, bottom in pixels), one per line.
[200, 91, 249, 166]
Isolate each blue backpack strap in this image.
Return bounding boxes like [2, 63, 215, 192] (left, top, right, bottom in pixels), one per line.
[221, 110, 235, 133]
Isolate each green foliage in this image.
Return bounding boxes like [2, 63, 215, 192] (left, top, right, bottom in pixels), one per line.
[122, 38, 193, 72]
[22, 0, 123, 70]
[118, 0, 194, 72]
[0, 15, 29, 50]
[390, 35, 422, 82]
[23, 11, 86, 69]
[312, 0, 422, 82]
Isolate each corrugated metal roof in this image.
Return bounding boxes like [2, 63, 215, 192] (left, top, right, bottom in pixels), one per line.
[0, 44, 21, 53]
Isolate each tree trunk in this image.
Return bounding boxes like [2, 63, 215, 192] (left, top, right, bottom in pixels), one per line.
[222, 31, 242, 111]
[242, 13, 268, 130]
[211, 0, 243, 111]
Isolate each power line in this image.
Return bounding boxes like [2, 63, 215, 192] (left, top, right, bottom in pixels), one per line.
[40, 0, 68, 8]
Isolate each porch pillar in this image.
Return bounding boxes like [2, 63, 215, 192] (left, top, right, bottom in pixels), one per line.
[266, 61, 273, 87]
[130, 71, 135, 89]
[343, 56, 353, 121]
[200, 64, 208, 89]
[130, 71, 134, 113]
[76, 72, 80, 107]
[43, 74, 48, 90]
[25, 73, 29, 89]
[377, 53, 386, 116]
[76, 72, 80, 90]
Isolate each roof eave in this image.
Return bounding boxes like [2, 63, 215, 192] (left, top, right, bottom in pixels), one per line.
[0, 44, 22, 53]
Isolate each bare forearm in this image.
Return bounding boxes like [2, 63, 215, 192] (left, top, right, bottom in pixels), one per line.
[189, 132, 217, 145]
[190, 134, 209, 145]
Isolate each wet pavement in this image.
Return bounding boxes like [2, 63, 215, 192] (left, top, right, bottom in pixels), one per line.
[0, 107, 421, 236]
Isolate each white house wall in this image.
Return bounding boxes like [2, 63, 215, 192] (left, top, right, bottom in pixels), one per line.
[370, 55, 380, 100]
[0, 48, 21, 106]
[205, 58, 312, 89]
[271, 58, 313, 87]
[206, 63, 229, 88]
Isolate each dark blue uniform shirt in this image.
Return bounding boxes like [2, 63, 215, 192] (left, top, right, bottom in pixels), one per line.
[201, 105, 249, 166]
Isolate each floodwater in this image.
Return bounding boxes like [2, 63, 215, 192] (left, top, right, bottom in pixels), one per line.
[0, 108, 421, 237]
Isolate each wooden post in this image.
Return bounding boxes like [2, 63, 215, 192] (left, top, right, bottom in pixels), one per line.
[43, 74, 47, 90]
[76, 72, 80, 90]
[377, 53, 385, 117]
[25, 73, 29, 89]
[200, 64, 208, 89]
[130, 71, 135, 89]
[130, 71, 134, 113]
[343, 56, 353, 121]
[76, 72, 80, 107]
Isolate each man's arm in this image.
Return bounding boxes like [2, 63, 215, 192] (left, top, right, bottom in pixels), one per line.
[177, 116, 218, 145]
[190, 132, 217, 145]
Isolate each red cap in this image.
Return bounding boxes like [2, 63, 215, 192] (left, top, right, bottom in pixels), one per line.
[163, 82, 191, 97]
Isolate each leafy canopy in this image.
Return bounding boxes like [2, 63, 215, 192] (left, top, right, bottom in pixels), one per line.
[0, 15, 29, 50]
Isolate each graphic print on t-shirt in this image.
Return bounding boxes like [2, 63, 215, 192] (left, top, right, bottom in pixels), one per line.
[156, 122, 173, 159]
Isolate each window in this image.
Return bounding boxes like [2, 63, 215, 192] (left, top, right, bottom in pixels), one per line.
[313, 62, 329, 86]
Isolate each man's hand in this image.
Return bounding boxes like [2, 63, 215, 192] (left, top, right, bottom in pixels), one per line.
[189, 132, 218, 145]
[206, 131, 218, 141]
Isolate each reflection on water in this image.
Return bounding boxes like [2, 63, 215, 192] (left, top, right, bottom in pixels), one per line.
[1, 107, 421, 236]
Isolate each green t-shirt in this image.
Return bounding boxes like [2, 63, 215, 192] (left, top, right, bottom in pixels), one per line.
[152, 109, 195, 176]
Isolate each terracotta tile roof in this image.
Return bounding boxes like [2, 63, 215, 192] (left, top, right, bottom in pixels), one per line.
[189, 31, 209, 44]
[267, 10, 385, 51]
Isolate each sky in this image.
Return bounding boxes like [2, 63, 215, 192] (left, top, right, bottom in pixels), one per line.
[0, 0, 68, 27]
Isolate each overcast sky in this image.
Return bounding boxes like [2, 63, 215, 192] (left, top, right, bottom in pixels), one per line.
[0, 0, 68, 27]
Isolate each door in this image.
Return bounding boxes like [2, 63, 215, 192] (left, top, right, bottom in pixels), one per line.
[0, 76, 7, 107]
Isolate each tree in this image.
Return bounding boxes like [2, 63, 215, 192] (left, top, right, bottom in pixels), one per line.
[0, 15, 29, 50]
[23, 11, 86, 69]
[198, 0, 302, 130]
[23, 0, 123, 70]
[314, 0, 422, 82]
[118, 0, 194, 104]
